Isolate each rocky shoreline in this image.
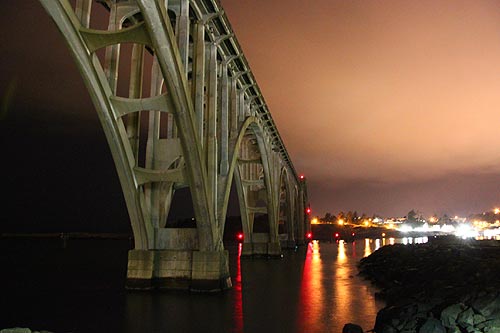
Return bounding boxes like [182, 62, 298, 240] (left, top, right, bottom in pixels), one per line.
[358, 236, 500, 333]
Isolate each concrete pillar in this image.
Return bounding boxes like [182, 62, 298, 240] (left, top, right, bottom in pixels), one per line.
[192, 21, 205, 146]
[176, 0, 190, 75]
[220, 62, 229, 176]
[75, 0, 92, 28]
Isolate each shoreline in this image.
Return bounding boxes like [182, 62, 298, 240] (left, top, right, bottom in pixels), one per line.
[358, 237, 500, 333]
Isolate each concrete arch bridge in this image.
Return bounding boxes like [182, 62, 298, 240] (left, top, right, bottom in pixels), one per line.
[39, 0, 310, 291]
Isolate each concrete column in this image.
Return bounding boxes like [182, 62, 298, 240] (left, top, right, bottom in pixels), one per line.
[206, 42, 218, 212]
[229, 78, 238, 138]
[192, 22, 205, 146]
[104, 3, 121, 92]
[176, 0, 190, 75]
[220, 62, 229, 176]
[126, 44, 144, 159]
[145, 58, 164, 230]
[238, 91, 245, 123]
[75, 0, 92, 28]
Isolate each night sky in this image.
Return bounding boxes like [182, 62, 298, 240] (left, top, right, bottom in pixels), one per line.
[1, 1, 500, 233]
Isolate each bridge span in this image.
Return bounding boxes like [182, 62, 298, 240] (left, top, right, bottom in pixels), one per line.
[39, 0, 310, 291]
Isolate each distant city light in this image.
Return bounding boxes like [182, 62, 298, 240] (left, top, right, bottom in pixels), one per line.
[338, 219, 344, 225]
[454, 224, 478, 238]
[311, 218, 319, 224]
[494, 208, 500, 214]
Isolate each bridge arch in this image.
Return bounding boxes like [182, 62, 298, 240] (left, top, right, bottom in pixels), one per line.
[278, 166, 297, 248]
[218, 116, 281, 257]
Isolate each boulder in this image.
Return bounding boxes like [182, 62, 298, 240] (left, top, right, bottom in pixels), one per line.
[470, 292, 500, 319]
[342, 323, 363, 333]
[440, 303, 463, 328]
[418, 318, 445, 333]
[457, 307, 475, 327]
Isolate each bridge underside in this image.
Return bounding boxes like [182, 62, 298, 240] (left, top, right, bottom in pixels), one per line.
[39, 0, 309, 291]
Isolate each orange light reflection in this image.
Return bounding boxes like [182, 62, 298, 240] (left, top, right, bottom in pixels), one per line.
[364, 238, 372, 257]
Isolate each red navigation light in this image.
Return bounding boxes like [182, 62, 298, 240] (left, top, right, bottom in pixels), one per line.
[299, 174, 305, 180]
[352, 232, 355, 237]
[306, 232, 312, 240]
[306, 207, 312, 214]
[237, 232, 244, 241]
[334, 232, 339, 238]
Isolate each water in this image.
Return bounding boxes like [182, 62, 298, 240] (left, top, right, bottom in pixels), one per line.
[0, 237, 407, 333]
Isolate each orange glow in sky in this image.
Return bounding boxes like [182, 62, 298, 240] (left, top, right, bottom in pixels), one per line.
[222, 0, 500, 216]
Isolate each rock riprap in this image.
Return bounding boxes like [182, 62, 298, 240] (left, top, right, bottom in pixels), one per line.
[358, 237, 500, 333]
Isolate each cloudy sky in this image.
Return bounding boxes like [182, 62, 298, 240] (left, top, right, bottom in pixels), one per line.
[1, 1, 500, 233]
[221, 0, 500, 217]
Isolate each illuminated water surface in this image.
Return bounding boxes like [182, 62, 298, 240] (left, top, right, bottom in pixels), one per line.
[0, 238, 419, 332]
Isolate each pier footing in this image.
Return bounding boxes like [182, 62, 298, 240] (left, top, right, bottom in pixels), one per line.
[126, 249, 231, 292]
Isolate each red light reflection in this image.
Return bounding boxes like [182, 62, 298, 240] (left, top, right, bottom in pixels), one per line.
[234, 243, 244, 332]
[298, 241, 323, 330]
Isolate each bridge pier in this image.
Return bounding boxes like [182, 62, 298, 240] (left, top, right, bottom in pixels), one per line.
[126, 249, 231, 292]
[126, 228, 230, 291]
[240, 233, 283, 258]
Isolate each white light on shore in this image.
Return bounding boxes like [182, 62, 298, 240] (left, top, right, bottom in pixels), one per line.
[400, 225, 413, 233]
[454, 224, 478, 238]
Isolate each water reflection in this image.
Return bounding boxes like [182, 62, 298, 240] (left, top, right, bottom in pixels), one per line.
[335, 240, 380, 331]
[3, 238, 410, 332]
[364, 238, 372, 257]
[297, 240, 384, 332]
[334, 240, 355, 327]
[338, 240, 347, 262]
[300, 241, 324, 329]
[234, 243, 244, 332]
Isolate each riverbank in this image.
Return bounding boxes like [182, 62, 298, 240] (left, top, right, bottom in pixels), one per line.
[358, 236, 500, 333]
[311, 224, 408, 241]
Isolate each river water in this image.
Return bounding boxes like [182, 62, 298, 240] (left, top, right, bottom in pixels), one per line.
[0, 237, 425, 332]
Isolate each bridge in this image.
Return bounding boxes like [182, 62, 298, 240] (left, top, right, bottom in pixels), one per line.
[39, 0, 310, 291]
